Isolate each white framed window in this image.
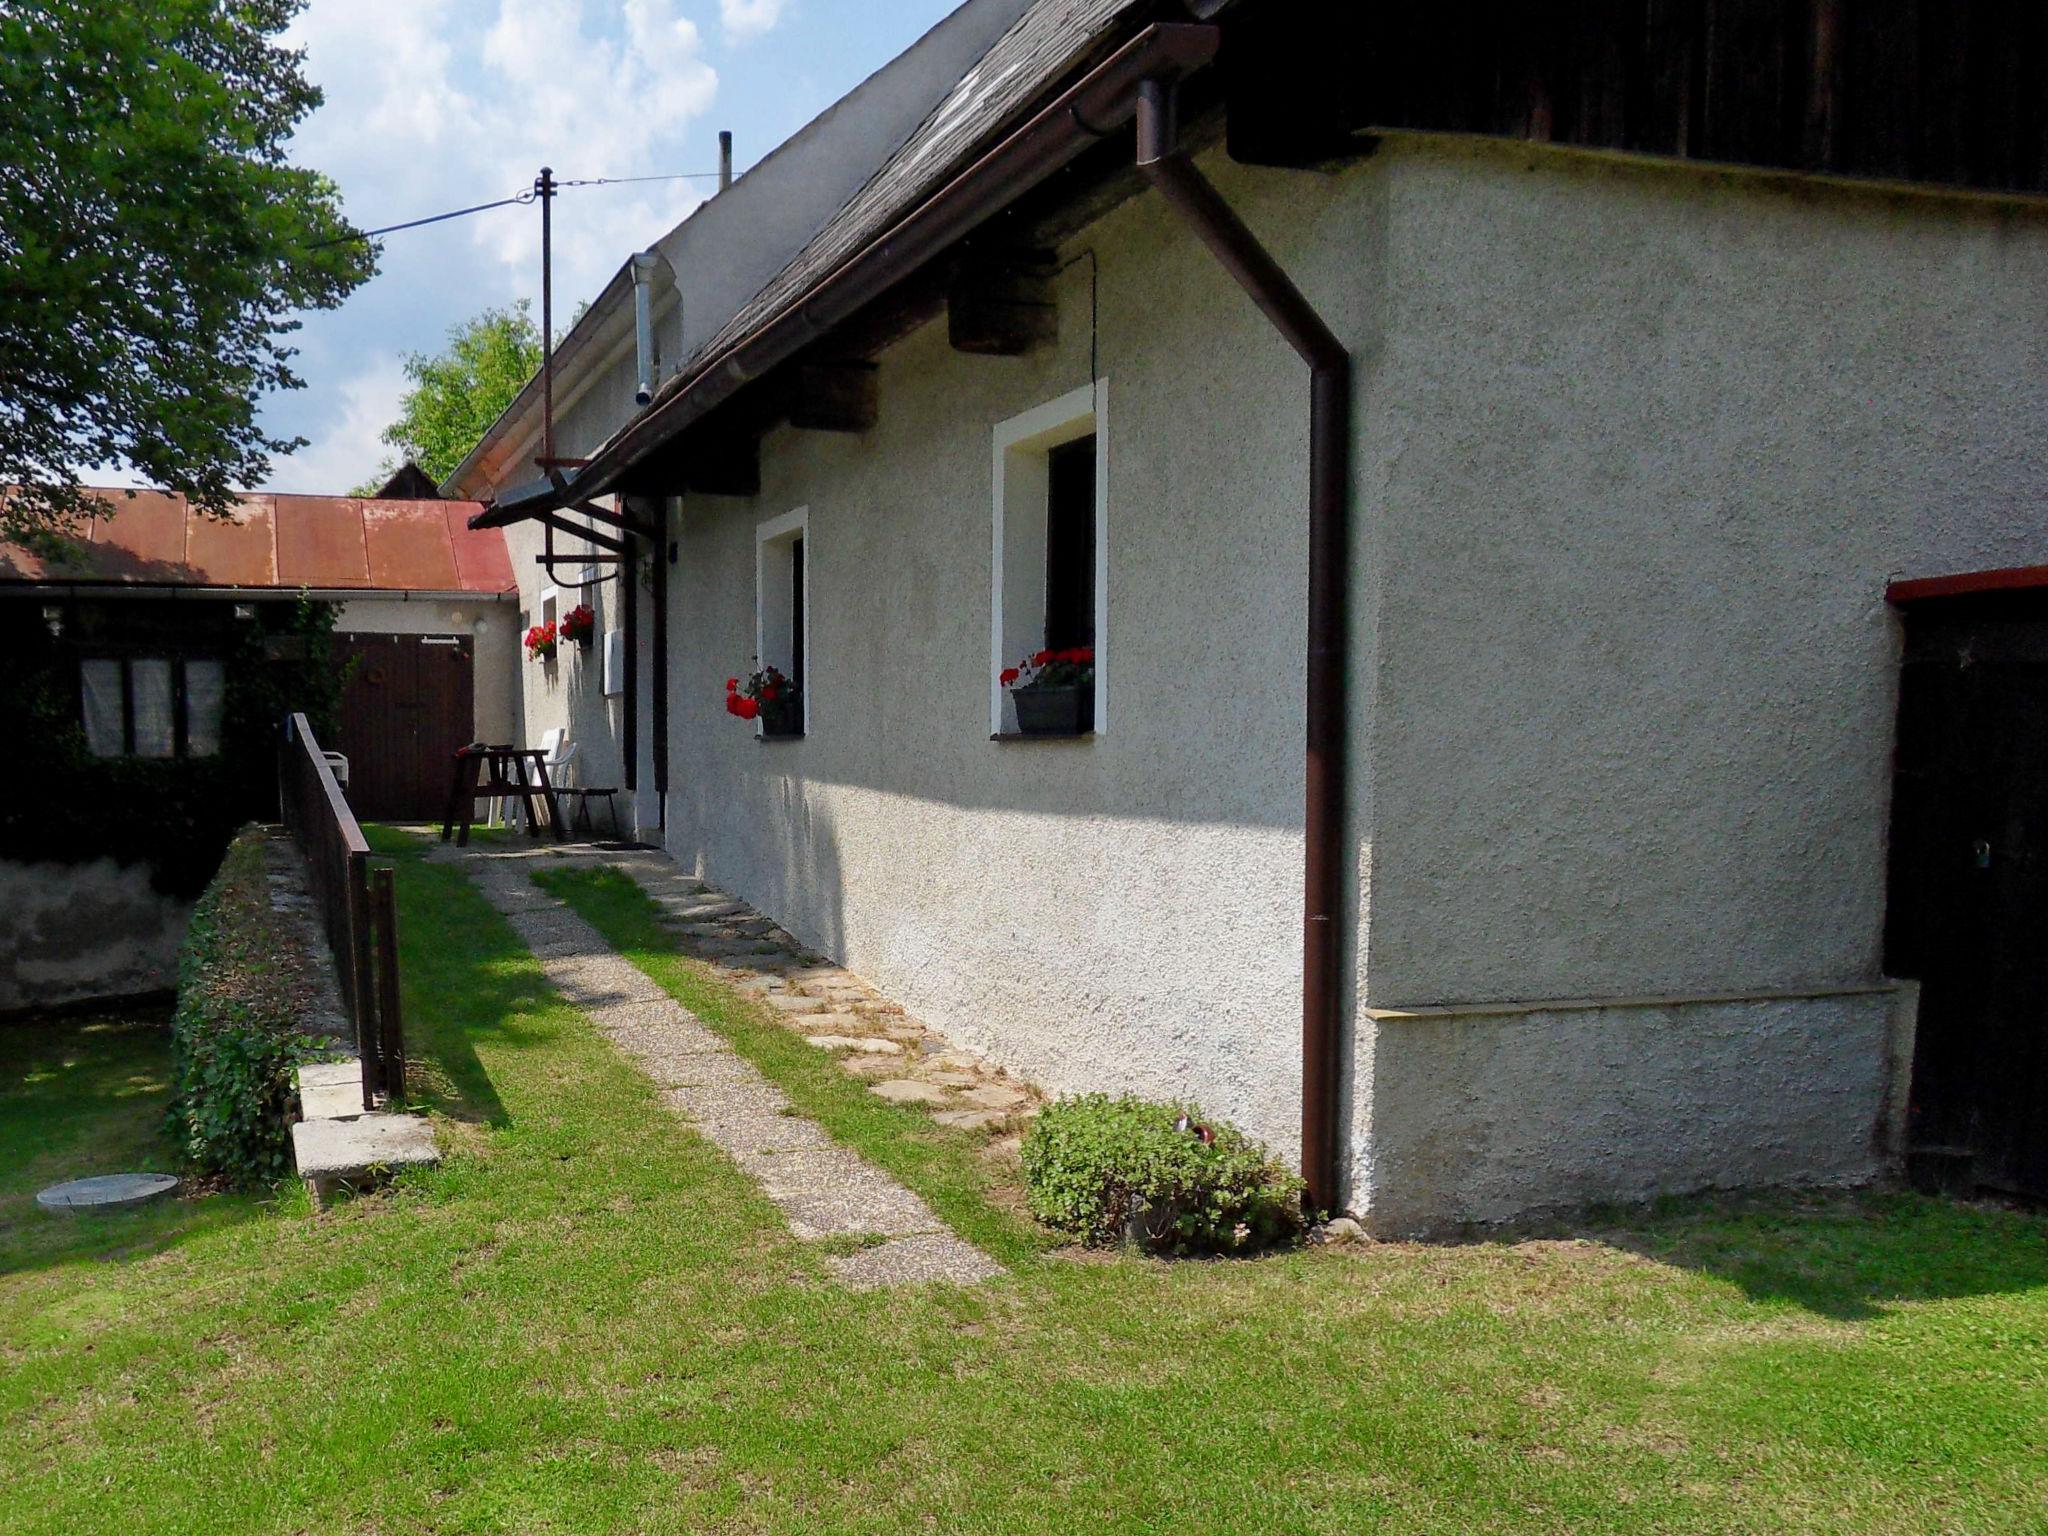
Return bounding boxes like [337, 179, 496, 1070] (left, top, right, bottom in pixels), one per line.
[79, 656, 225, 759]
[754, 506, 809, 738]
[990, 379, 1108, 736]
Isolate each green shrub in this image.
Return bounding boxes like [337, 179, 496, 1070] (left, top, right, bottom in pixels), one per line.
[167, 830, 330, 1184]
[1020, 1094, 1306, 1253]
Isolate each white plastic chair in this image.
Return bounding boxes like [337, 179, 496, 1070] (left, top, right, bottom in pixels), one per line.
[510, 730, 577, 831]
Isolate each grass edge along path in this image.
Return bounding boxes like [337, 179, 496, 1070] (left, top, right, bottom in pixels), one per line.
[532, 861, 1054, 1269]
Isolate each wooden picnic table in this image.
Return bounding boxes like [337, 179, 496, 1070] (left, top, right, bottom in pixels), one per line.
[440, 744, 565, 846]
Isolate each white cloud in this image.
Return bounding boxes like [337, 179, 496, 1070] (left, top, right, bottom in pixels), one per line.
[264, 361, 409, 494]
[268, 0, 723, 490]
[719, 0, 788, 42]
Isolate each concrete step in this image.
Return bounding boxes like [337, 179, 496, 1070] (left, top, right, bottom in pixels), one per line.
[297, 1060, 368, 1121]
[292, 1113, 441, 1207]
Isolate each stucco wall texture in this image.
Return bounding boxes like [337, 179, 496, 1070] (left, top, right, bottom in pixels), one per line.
[1365, 138, 2048, 1007]
[658, 146, 1358, 1175]
[503, 135, 2048, 1227]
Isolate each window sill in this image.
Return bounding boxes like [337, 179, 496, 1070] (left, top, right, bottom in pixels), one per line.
[990, 731, 1094, 743]
[755, 732, 806, 743]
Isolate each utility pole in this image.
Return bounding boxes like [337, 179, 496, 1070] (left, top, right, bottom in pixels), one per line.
[537, 165, 556, 462]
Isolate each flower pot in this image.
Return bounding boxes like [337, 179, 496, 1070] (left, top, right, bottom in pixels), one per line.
[1012, 683, 1093, 735]
[759, 698, 803, 738]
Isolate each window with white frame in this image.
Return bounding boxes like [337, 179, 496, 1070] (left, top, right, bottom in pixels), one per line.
[991, 379, 1107, 736]
[80, 656, 226, 759]
[754, 507, 808, 738]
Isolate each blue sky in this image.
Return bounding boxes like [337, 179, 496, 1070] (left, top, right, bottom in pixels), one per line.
[260, 0, 959, 494]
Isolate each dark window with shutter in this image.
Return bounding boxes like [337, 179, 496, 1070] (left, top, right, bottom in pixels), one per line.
[1044, 434, 1095, 651]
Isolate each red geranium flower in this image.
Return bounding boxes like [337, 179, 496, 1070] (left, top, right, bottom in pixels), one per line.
[1032, 649, 1053, 666]
[726, 677, 739, 692]
[734, 696, 760, 720]
[998, 667, 1020, 685]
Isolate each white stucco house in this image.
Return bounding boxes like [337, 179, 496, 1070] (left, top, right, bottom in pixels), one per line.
[448, 0, 2048, 1230]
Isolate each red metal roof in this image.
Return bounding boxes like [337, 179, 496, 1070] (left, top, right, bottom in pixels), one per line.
[0, 490, 514, 594]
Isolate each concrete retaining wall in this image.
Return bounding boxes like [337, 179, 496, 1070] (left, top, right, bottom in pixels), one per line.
[0, 858, 190, 1012]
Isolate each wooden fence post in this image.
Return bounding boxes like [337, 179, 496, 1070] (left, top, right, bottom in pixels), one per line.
[373, 865, 404, 1104]
[347, 853, 380, 1111]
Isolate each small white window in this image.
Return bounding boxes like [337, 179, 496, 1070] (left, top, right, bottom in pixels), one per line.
[130, 659, 175, 758]
[991, 380, 1107, 736]
[80, 659, 125, 757]
[78, 657, 223, 758]
[184, 659, 226, 757]
[754, 508, 809, 738]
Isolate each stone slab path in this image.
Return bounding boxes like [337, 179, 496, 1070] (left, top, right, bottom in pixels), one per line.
[443, 843, 1004, 1290]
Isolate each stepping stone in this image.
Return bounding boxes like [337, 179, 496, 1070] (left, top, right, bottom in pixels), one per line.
[36, 1173, 179, 1214]
[805, 1034, 902, 1055]
[932, 1108, 1009, 1131]
[922, 1071, 978, 1088]
[764, 993, 827, 1015]
[961, 1084, 1028, 1110]
[799, 1010, 866, 1031]
[291, 1113, 439, 1206]
[297, 1060, 368, 1120]
[844, 1055, 905, 1077]
[870, 1079, 948, 1105]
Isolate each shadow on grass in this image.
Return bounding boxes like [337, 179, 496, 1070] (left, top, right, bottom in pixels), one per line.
[0, 1006, 265, 1277]
[1572, 1187, 2048, 1321]
[366, 826, 558, 1131]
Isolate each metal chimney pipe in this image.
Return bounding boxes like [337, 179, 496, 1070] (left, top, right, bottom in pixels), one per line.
[631, 251, 662, 406]
[718, 131, 733, 192]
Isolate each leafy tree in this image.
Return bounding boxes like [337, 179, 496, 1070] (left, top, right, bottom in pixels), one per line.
[0, 0, 374, 541]
[358, 301, 543, 491]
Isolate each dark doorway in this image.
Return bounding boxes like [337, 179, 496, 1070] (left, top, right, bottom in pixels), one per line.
[334, 633, 475, 821]
[1885, 592, 2048, 1201]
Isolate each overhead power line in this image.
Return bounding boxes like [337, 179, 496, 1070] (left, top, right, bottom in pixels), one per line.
[309, 170, 730, 249]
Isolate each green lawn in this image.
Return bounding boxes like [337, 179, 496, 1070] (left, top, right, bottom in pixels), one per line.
[2, 834, 2044, 1534]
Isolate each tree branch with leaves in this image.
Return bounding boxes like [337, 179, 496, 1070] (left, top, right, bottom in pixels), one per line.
[0, 0, 374, 541]
[355, 302, 545, 493]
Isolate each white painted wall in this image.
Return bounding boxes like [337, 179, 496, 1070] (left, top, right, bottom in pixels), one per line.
[503, 516, 635, 796]
[465, 130, 2048, 1228]
[658, 147, 1358, 1175]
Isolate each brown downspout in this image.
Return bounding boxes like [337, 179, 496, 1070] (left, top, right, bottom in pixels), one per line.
[1135, 78, 1351, 1215]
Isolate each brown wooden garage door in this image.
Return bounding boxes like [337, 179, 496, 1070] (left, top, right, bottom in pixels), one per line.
[334, 633, 475, 821]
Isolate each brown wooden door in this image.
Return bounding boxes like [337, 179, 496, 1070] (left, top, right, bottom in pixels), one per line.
[1886, 597, 2048, 1200]
[334, 633, 475, 821]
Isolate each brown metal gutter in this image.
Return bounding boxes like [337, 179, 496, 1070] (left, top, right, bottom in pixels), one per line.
[1136, 76, 1351, 1215]
[474, 23, 1221, 527]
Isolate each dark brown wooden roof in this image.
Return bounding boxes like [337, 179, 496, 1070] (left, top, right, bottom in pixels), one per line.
[1332, 2, 2048, 197]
